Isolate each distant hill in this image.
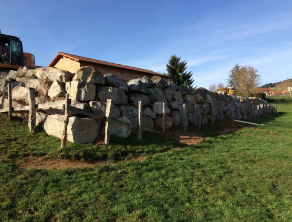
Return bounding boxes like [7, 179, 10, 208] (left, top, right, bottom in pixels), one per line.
[259, 83, 276, 88]
[260, 79, 292, 91]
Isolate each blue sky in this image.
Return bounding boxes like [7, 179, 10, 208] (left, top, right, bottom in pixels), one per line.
[1, 0, 292, 88]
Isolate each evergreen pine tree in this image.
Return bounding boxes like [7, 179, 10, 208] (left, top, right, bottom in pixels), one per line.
[166, 55, 194, 86]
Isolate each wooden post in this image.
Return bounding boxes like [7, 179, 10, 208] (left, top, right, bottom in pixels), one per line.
[104, 99, 112, 145]
[138, 100, 142, 140]
[162, 102, 165, 133]
[183, 103, 187, 131]
[8, 83, 12, 120]
[28, 88, 36, 132]
[60, 94, 70, 149]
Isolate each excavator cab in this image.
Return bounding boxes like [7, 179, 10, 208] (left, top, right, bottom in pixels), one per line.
[0, 33, 24, 69]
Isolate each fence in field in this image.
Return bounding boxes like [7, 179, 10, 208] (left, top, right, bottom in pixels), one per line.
[0, 83, 189, 148]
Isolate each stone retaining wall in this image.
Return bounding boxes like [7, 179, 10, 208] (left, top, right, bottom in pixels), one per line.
[0, 66, 276, 143]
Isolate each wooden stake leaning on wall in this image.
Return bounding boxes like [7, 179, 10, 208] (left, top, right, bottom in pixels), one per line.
[162, 102, 165, 133]
[104, 99, 112, 145]
[8, 83, 12, 120]
[138, 100, 142, 140]
[60, 94, 70, 149]
[183, 103, 187, 131]
[28, 88, 36, 132]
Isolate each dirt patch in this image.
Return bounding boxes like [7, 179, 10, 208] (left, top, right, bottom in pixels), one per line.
[16, 156, 95, 170]
[163, 127, 205, 145]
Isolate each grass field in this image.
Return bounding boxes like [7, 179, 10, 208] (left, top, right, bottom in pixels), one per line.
[1, 97, 292, 221]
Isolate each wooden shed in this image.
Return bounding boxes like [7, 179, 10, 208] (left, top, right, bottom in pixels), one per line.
[49, 52, 169, 81]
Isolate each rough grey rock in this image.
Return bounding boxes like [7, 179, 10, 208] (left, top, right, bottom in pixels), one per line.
[12, 86, 27, 101]
[69, 100, 91, 115]
[89, 101, 120, 118]
[5, 70, 18, 80]
[130, 116, 154, 134]
[185, 100, 194, 113]
[172, 91, 183, 102]
[196, 88, 209, 97]
[97, 86, 128, 105]
[73, 66, 104, 84]
[165, 81, 177, 91]
[178, 86, 189, 95]
[153, 77, 167, 89]
[44, 115, 101, 143]
[164, 88, 173, 101]
[205, 94, 213, 104]
[148, 88, 167, 103]
[188, 87, 196, 95]
[141, 76, 155, 88]
[68, 81, 96, 102]
[16, 77, 32, 84]
[104, 117, 132, 138]
[48, 80, 65, 99]
[25, 79, 42, 91]
[153, 101, 170, 114]
[127, 78, 148, 94]
[142, 107, 156, 118]
[45, 67, 74, 83]
[36, 111, 48, 127]
[168, 100, 183, 111]
[171, 110, 183, 126]
[104, 73, 128, 92]
[193, 93, 205, 103]
[202, 103, 210, 115]
[129, 93, 150, 107]
[183, 95, 196, 105]
[154, 116, 173, 130]
[120, 106, 138, 119]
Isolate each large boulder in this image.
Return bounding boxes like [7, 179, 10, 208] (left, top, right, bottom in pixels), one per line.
[130, 116, 154, 134]
[45, 67, 74, 83]
[154, 116, 173, 130]
[108, 117, 132, 138]
[89, 101, 120, 118]
[164, 88, 173, 101]
[104, 73, 128, 92]
[153, 101, 170, 114]
[148, 88, 167, 103]
[178, 86, 189, 95]
[153, 77, 167, 89]
[172, 91, 183, 102]
[165, 81, 177, 91]
[193, 93, 205, 103]
[168, 100, 183, 111]
[68, 81, 96, 101]
[129, 93, 150, 107]
[25, 79, 43, 91]
[97, 86, 128, 105]
[44, 115, 101, 144]
[12, 86, 27, 101]
[142, 107, 156, 118]
[120, 106, 138, 119]
[183, 95, 196, 105]
[48, 80, 66, 99]
[73, 66, 105, 84]
[5, 70, 18, 80]
[16, 77, 32, 84]
[171, 110, 183, 126]
[140, 76, 155, 88]
[127, 78, 148, 94]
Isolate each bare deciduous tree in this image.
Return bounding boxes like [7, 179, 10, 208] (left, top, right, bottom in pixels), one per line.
[227, 64, 261, 97]
[208, 83, 217, 92]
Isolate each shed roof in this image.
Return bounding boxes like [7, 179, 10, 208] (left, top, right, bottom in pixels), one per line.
[49, 52, 169, 78]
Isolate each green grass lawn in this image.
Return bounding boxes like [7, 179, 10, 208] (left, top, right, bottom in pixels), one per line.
[1, 97, 292, 221]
